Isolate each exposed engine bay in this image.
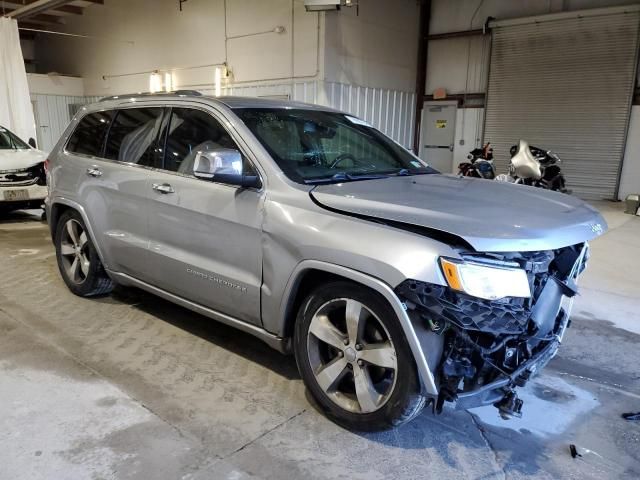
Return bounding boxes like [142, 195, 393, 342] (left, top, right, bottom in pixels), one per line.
[396, 242, 589, 419]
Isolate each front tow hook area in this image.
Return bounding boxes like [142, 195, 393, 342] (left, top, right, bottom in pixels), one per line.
[495, 389, 524, 419]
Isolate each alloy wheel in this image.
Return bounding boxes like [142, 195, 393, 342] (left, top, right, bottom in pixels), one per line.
[59, 219, 90, 284]
[306, 298, 398, 414]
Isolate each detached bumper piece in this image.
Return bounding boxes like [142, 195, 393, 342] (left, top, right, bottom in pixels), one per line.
[396, 243, 588, 418]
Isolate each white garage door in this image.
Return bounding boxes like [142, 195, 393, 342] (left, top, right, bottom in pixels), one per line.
[484, 8, 640, 200]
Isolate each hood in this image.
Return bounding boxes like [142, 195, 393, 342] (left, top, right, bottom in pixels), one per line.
[0, 149, 47, 172]
[310, 174, 607, 252]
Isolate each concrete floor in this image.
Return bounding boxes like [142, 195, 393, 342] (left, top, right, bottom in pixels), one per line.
[0, 202, 638, 479]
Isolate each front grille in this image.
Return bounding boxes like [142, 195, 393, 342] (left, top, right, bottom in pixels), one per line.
[397, 282, 530, 334]
[0, 166, 44, 186]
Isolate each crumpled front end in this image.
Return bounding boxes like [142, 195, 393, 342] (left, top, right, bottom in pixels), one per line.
[396, 242, 589, 418]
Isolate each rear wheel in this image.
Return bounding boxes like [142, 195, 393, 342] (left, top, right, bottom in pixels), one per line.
[294, 281, 425, 431]
[55, 210, 114, 297]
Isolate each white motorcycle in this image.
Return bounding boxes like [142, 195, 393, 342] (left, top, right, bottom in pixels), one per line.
[496, 140, 569, 193]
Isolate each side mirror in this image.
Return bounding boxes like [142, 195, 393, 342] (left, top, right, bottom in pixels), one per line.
[193, 148, 261, 188]
[28, 137, 37, 148]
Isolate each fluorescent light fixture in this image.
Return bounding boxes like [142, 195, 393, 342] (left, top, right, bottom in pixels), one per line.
[214, 67, 222, 97]
[164, 72, 173, 92]
[149, 72, 161, 93]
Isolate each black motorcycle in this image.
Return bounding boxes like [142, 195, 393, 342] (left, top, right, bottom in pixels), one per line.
[458, 142, 496, 180]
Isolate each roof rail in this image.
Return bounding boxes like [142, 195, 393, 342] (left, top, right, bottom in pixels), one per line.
[99, 90, 203, 102]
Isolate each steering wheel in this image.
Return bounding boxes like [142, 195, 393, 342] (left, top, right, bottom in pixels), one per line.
[329, 153, 364, 169]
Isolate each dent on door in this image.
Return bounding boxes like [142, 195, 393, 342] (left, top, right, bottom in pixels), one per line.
[78, 160, 152, 279]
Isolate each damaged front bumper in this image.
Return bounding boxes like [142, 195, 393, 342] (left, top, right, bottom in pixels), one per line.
[455, 314, 566, 411]
[396, 243, 587, 418]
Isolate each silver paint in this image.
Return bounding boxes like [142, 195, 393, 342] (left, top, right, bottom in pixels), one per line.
[47, 94, 607, 396]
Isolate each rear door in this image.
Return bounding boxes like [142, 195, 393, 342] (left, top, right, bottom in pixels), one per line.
[67, 107, 164, 280]
[145, 105, 264, 325]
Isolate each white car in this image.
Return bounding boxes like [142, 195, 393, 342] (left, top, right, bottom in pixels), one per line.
[0, 125, 48, 214]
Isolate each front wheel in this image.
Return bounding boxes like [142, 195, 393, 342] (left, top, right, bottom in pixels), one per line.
[294, 282, 425, 431]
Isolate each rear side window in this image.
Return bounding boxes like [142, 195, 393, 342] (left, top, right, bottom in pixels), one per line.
[104, 107, 164, 166]
[66, 111, 113, 156]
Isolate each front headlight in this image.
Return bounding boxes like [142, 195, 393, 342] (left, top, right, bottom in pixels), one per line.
[439, 258, 531, 300]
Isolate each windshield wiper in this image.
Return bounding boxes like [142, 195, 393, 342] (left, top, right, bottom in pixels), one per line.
[304, 172, 389, 185]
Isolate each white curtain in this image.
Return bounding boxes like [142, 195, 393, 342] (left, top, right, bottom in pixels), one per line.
[0, 17, 36, 143]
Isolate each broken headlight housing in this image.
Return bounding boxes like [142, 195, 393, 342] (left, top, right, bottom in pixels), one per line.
[439, 257, 531, 301]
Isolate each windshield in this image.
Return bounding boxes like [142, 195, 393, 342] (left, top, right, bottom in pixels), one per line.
[0, 126, 30, 150]
[234, 108, 436, 184]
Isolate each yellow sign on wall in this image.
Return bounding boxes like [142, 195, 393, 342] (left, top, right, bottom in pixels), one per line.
[436, 119, 447, 129]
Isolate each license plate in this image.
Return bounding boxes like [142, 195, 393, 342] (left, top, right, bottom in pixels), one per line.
[3, 189, 29, 201]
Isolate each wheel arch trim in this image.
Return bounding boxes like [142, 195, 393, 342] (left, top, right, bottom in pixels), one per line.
[281, 260, 438, 396]
[49, 196, 108, 268]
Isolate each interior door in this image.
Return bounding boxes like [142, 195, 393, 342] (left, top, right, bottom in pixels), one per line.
[145, 106, 264, 325]
[420, 103, 456, 173]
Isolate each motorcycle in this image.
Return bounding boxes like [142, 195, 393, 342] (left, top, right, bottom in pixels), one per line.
[458, 142, 496, 179]
[495, 139, 569, 193]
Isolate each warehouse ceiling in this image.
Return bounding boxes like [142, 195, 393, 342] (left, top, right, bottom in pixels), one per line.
[0, 0, 103, 29]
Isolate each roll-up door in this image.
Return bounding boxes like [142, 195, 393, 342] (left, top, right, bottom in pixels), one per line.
[484, 8, 640, 199]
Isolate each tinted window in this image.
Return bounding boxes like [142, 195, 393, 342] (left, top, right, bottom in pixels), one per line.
[66, 111, 113, 156]
[105, 107, 164, 166]
[163, 108, 253, 176]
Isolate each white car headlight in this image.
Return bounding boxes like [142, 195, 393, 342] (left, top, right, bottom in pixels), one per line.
[439, 258, 531, 300]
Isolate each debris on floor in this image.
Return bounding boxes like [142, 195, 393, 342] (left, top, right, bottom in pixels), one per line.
[569, 444, 582, 458]
[622, 412, 640, 421]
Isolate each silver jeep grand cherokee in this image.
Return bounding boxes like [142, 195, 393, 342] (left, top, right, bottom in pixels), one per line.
[46, 93, 606, 431]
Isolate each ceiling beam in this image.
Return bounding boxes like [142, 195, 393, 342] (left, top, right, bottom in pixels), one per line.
[16, 20, 47, 29]
[49, 5, 84, 15]
[1, 1, 84, 16]
[1, 7, 64, 24]
[4, 0, 75, 20]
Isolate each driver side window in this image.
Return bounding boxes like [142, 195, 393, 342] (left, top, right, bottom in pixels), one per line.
[162, 108, 255, 178]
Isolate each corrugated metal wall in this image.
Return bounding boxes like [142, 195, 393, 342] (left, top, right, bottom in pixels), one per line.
[322, 81, 416, 149]
[32, 80, 416, 153]
[31, 94, 88, 153]
[218, 79, 416, 148]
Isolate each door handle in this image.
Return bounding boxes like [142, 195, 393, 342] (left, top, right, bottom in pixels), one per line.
[86, 167, 102, 177]
[152, 183, 175, 194]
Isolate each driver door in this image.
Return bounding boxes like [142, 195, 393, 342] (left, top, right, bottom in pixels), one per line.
[145, 106, 264, 325]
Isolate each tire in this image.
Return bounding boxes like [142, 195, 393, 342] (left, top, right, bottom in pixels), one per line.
[294, 281, 426, 431]
[54, 209, 114, 297]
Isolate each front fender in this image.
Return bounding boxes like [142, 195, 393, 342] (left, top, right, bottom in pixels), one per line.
[281, 260, 440, 396]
